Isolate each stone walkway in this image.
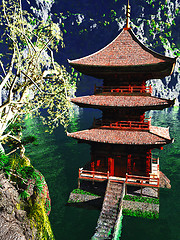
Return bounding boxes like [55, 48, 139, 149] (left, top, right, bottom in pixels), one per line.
[92, 181, 125, 240]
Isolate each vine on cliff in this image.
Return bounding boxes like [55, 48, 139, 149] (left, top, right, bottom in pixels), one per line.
[0, 151, 54, 239]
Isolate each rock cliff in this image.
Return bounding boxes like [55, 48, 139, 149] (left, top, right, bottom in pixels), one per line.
[0, 173, 36, 240]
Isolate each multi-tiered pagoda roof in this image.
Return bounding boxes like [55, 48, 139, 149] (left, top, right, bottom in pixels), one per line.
[68, 4, 176, 149]
[68, 29, 176, 79]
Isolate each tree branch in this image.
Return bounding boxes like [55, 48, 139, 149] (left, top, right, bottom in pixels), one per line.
[21, 71, 43, 93]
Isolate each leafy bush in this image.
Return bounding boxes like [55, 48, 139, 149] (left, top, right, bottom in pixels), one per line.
[0, 152, 11, 176]
[122, 208, 159, 219]
[72, 188, 99, 197]
[123, 195, 159, 204]
[22, 135, 38, 145]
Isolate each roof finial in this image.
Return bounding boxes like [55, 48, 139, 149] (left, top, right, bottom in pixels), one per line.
[125, 0, 131, 29]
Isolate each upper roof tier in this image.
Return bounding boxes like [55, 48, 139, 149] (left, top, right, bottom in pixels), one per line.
[71, 95, 175, 111]
[68, 28, 176, 79]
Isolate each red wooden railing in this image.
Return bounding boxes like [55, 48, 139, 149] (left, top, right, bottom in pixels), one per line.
[79, 168, 109, 181]
[94, 85, 152, 94]
[93, 118, 151, 130]
[78, 169, 159, 187]
[125, 173, 159, 188]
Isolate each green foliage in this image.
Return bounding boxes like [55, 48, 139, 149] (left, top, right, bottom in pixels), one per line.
[27, 199, 55, 240]
[6, 122, 25, 135]
[0, 152, 9, 168]
[122, 208, 159, 219]
[0, 0, 79, 145]
[142, 0, 180, 57]
[72, 188, 99, 196]
[0, 151, 53, 238]
[19, 190, 30, 200]
[0, 151, 11, 176]
[22, 135, 38, 145]
[0, 152, 45, 199]
[108, 228, 112, 237]
[123, 195, 159, 204]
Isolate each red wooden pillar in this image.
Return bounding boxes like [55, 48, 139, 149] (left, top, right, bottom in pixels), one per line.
[108, 157, 114, 176]
[90, 153, 95, 171]
[127, 154, 132, 174]
[146, 150, 151, 176]
[140, 113, 145, 122]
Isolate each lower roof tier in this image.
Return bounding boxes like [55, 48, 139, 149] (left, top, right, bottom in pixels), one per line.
[67, 126, 172, 146]
[71, 95, 175, 110]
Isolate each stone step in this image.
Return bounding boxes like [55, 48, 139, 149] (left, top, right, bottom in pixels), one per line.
[106, 190, 122, 195]
[96, 221, 111, 228]
[99, 215, 117, 222]
[104, 197, 119, 203]
[107, 186, 121, 191]
[103, 203, 118, 209]
[101, 206, 118, 212]
[99, 217, 116, 223]
[98, 214, 116, 221]
[104, 199, 119, 204]
[101, 208, 118, 215]
[95, 225, 111, 232]
[92, 181, 125, 240]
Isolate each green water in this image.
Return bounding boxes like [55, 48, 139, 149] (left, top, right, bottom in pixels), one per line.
[24, 107, 180, 240]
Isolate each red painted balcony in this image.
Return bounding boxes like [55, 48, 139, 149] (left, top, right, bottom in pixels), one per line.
[78, 169, 159, 188]
[93, 118, 151, 130]
[79, 168, 109, 181]
[125, 173, 159, 188]
[94, 85, 152, 95]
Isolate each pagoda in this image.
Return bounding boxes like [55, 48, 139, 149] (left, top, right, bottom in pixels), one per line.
[67, 1, 176, 193]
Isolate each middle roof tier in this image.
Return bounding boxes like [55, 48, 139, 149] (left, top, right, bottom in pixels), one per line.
[71, 95, 174, 110]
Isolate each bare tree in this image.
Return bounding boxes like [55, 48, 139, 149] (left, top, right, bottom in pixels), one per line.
[0, 0, 76, 153]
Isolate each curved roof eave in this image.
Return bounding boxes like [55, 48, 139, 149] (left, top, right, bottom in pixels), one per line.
[70, 95, 175, 110]
[67, 128, 172, 146]
[128, 29, 177, 62]
[68, 28, 176, 69]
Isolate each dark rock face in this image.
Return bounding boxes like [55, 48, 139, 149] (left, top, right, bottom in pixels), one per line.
[0, 173, 36, 240]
